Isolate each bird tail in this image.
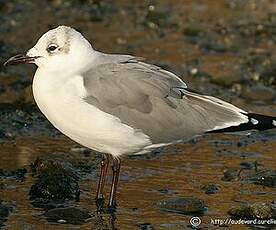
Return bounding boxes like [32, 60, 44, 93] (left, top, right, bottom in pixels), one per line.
[207, 113, 276, 133]
[182, 90, 275, 134]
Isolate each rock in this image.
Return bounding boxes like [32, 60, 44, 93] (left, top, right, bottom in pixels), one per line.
[158, 197, 207, 215]
[0, 201, 13, 227]
[250, 170, 276, 188]
[44, 207, 91, 225]
[29, 151, 102, 208]
[250, 203, 274, 219]
[202, 184, 220, 195]
[242, 85, 275, 102]
[221, 169, 240, 181]
[229, 202, 276, 220]
[29, 158, 80, 207]
[228, 205, 252, 219]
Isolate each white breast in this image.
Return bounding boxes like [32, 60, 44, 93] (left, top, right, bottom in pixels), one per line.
[32, 70, 151, 156]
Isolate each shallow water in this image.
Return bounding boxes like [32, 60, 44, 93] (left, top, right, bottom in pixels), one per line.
[0, 0, 275, 229]
[0, 132, 275, 229]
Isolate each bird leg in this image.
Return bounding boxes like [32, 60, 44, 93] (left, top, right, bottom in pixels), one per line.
[108, 157, 121, 209]
[96, 154, 109, 208]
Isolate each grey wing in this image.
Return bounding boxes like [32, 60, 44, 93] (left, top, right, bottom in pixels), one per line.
[82, 56, 248, 143]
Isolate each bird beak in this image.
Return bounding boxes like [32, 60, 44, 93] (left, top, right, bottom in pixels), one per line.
[3, 54, 38, 66]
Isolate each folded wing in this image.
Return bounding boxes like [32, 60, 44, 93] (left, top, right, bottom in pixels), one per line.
[82, 55, 249, 143]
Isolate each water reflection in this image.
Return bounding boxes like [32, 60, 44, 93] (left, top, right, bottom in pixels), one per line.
[92, 211, 118, 230]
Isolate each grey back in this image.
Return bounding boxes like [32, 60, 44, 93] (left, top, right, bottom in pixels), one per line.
[82, 54, 246, 143]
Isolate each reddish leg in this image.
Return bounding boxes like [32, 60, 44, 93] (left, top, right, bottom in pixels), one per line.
[96, 154, 109, 207]
[108, 158, 121, 209]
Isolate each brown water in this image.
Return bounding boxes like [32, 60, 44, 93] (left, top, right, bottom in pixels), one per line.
[0, 133, 275, 229]
[0, 0, 275, 229]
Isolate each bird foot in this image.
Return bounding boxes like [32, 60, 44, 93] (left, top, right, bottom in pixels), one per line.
[96, 197, 105, 211]
[107, 202, 117, 213]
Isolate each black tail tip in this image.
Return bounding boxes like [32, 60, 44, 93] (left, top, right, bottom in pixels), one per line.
[208, 113, 276, 133]
[246, 113, 276, 131]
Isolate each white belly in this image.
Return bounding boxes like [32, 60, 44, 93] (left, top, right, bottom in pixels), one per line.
[32, 73, 151, 156]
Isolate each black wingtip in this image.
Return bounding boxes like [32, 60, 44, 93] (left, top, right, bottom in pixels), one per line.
[207, 113, 276, 133]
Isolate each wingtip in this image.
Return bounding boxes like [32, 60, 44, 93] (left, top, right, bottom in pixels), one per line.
[207, 113, 276, 133]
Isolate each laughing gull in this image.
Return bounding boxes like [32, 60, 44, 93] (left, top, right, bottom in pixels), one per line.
[4, 25, 276, 208]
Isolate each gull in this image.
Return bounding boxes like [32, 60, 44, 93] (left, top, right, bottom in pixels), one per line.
[4, 25, 276, 209]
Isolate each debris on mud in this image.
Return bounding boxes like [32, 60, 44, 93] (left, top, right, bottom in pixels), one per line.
[228, 202, 276, 220]
[44, 207, 92, 225]
[29, 157, 80, 208]
[158, 197, 207, 215]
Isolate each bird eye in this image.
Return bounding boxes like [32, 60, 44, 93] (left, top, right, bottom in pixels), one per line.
[47, 44, 58, 52]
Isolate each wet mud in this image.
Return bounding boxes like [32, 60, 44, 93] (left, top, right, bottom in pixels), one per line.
[0, 0, 275, 229]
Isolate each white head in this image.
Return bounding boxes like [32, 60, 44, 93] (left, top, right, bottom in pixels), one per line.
[5, 26, 95, 74]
